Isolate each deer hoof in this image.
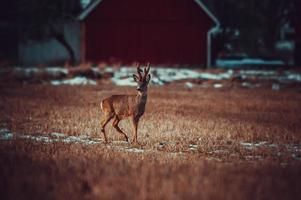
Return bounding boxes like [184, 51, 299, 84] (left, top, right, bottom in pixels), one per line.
[131, 140, 138, 145]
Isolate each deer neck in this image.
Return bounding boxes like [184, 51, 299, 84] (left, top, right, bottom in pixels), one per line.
[136, 91, 148, 103]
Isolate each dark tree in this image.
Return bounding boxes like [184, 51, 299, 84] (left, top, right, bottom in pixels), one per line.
[293, 0, 301, 66]
[16, 0, 82, 64]
[206, 0, 296, 56]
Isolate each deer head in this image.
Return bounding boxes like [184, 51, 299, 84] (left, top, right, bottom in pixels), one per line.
[133, 63, 151, 94]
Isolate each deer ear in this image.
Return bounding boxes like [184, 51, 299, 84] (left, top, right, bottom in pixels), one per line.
[133, 74, 139, 82]
[146, 74, 151, 83]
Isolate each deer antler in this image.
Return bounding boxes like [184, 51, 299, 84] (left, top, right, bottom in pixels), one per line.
[143, 62, 150, 80]
[136, 63, 143, 81]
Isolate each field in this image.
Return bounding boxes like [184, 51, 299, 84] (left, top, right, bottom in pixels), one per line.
[1, 67, 301, 200]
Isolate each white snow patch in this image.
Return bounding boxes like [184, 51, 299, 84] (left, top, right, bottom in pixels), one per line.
[13, 67, 68, 78]
[292, 154, 301, 161]
[216, 58, 285, 68]
[242, 82, 254, 88]
[104, 67, 114, 73]
[50, 132, 66, 138]
[275, 41, 295, 51]
[245, 155, 263, 160]
[111, 67, 137, 86]
[285, 72, 301, 82]
[0, 127, 147, 154]
[199, 70, 233, 80]
[272, 83, 280, 90]
[213, 83, 223, 88]
[189, 144, 198, 148]
[51, 76, 97, 86]
[124, 147, 144, 153]
[209, 149, 230, 154]
[0, 128, 13, 140]
[189, 144, 198, 151]
[0, 128, 101, 145]
[185, 82, 194, 89]
[123, 67, 301, 86]
[238, 70, 301, 83]
[107, 145, 144, 153]
[110, 67, 234, 86]
[240, 141, 301, 155]
[15, 67, 39, 77]
[240, 141, 268, 150]
[239, 70, 278, 76]
[45, 67, 68, 76]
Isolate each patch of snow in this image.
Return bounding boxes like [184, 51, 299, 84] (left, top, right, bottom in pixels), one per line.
[107, 145, 144, 153]
[111, 140, 129, 145]
[50, 132, 66, 138]
[292, 154, 301, 161]
[240, 141, 268, 150]
[189, 144, 198, 149]
[51, 76, 97, 86]
[128, 67, 301, 86]
[239, 70, 277, 76]
[213, 83, 223, 88]
[272, 83, 280, 90]
[199, 70, 233, 80]
[275, 41, 295, 51]
[0, 127, 148, 155]
[14, 67, 39, 77]
[124, 147, 144, 153]
[18, 135, 53, 143]
[245, 155, 263, 160]
[209, 149, 230, 154]
[34, 136, 52, 143]
[0, 128, 13, 140]
[0, 127, 102, 145]
[189, 144, 198, 151]
[104, 67, 114, 73]
[150, 77, 165, 86]
[216, 58, 285, 68]
[63, 135, 86, 143]
[286, 144, 301, 152]
[185, 82, 194, 89]
[13, 67, 68, 78]
[285, 72, 301, 82]
[242, 82, 254, 88]
[112, 77, 137, 86]
[111, 67, 137, 86]
[110, 67, 234, 86]
[238, 70, 301, 83]
[45, 67, 68, 76]
[241, 141, 301, 154]
[81, 0, 92, 8]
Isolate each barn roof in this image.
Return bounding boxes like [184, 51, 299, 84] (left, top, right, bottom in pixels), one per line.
[78, 0, 220, 25]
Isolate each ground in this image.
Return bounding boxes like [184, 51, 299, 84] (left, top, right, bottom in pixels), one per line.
[1, 68, 301, 199]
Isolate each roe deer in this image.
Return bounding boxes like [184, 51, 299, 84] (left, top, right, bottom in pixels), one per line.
[100, 63, 151, 144]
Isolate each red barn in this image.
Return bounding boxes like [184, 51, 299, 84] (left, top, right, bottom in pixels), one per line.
[79, 0, 220, 67]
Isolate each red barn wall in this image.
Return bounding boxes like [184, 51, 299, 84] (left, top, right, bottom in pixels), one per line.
[83, 0, 214, 65]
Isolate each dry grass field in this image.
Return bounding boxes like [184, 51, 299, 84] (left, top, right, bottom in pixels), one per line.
[1, 79, 301, 199]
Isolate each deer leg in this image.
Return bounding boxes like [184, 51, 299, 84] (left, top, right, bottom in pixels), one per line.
[112, 117, 129, 142]
[100, 114, 113, 143]
[131, 117, 139, 144]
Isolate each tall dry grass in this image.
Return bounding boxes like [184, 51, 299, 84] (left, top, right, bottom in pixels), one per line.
[1, 141, 301, 200]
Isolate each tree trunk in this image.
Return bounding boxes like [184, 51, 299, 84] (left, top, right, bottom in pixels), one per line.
[295, 41, 301, 67]
[54, 33, 76, 65]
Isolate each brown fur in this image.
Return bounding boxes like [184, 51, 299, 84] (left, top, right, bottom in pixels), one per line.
[100, 63, 151, 143]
